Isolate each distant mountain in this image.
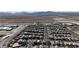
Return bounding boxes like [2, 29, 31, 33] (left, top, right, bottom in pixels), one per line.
[0, 11, 79, 16]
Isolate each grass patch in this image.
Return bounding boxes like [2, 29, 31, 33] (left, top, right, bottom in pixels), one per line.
[0, 31, 12, 35]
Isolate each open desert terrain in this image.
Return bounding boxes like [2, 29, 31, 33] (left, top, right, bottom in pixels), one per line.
[0, 16, 79, 23]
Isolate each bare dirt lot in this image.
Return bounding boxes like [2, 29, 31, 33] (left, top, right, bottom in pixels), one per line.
[0, 16, 79, 23]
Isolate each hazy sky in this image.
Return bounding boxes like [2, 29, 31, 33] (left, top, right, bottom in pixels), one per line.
[0, 0, 79, 12]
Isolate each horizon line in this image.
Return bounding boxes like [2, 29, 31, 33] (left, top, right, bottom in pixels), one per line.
[0, 11, 79, 13]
